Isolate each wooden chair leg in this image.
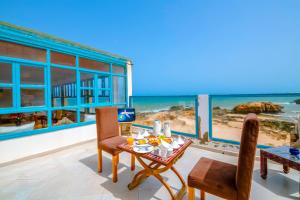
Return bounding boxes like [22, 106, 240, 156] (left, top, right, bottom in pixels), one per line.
[112, 154, 119, 183]
[188, 186, 195, 200]
[97, 147, 102, 173]
[201, 190, 205, 200]
[131, 154, 135, 171]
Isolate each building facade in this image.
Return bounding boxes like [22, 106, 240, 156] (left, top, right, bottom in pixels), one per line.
[0, 22, 132, 164]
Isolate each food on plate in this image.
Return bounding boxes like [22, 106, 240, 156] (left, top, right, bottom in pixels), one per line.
[162, 137, 173, 144]
[137, 139, 147, 145]
[148, 136, 160, 146]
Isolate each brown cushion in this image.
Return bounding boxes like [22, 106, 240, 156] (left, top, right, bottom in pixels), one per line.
[188, 157, 237, 200]
[95, 107, 119, 142]
[99, 136, 126, 155]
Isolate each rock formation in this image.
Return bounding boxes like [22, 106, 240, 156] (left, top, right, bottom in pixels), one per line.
[232, 102, 283, 114]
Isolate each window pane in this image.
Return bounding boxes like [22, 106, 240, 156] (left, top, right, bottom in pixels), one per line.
[81, 89, 94, 104]
[0, 40, 46, 62]
[113, 76, 126, 103]
[0, 88, 12, 108]
[80, 107, 96, 122]
[112, 65, 125, 74]
[80, 73, 94, 87]
[21, 88, 45, 107]
[79, 58, 109, 72]
[21, 66, 44, 85]
[51, 67, 77, 107]
[0, 62, 12, 83]
[98, 75, 109, 89]
[98, 90, 110, 103]
[0, 111, 48, 134]
[52, 109, 77, 126]
[51, 51, 76, 66]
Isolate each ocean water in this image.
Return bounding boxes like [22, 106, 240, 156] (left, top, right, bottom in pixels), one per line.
[212, 95, 300, 121]
[131, 96, 196, 113]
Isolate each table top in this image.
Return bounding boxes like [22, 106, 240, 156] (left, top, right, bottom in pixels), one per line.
[118, 139, 193, 166]
[261, 146, 300, 164]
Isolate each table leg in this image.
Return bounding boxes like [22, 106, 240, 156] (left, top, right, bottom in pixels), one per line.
[260, 151, 268, 179]
[128, 154, 187, 200]
[283, 164, 290, 174]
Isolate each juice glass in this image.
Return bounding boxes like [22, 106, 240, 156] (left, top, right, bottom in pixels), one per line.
[127, 137, 134, 146]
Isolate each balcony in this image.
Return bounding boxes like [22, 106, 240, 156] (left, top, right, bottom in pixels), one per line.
[0, 140, 298, 200]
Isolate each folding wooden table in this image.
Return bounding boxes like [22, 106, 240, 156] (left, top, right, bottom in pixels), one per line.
[118, 139, 192, 200]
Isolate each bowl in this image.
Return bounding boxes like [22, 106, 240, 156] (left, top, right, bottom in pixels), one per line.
[289, 147, 300, 156]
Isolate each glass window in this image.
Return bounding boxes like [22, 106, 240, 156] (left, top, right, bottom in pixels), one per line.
[52, 109, 77, 126]
[80, 72, 94, 87]
[0, 88, 13, 108]
[98, 90, 110, 103]
[79, 57, 109, 72]
[0, 62, 12, 83]
[80, 107, 96, 122]
[113, 76, 126, 103]
[0, 40, 46, 62]
[112, 65, 125, 74]
[51, 67, 77, 107]
[98, 75, 109, 89]
[21, 66, 44, 85]
[21, 88, 45, 107]
[81, 89, 94, 104]
[51, 51, 76, 66]
[0, 111, 48, 134]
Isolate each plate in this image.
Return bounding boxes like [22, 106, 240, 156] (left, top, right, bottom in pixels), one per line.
[133, 144, 154, 154]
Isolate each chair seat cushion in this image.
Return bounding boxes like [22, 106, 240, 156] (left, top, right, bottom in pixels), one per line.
[99, 136, 126, 155]
[188, 157, 238, 200]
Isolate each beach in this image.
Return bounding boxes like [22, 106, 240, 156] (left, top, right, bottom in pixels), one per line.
[212, 107, 296, 147]
[135, 106, 196, 134]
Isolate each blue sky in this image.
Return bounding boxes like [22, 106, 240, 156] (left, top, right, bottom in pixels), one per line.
[1, 0, 299, 95]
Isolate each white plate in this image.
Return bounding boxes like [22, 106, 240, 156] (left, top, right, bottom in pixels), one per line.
[133, 144, 154, 154]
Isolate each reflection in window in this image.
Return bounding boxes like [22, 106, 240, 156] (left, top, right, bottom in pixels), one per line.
[21, 88, 45, 107]
[0, 88, 13, 108]
[21, 66, 44, 85]
[98, 90, 110, 103]
[0, 111, 48, 134]
[113, 76, 126, 103]
[79, 57, 109, 72]
[52, 109, 77, 126]
[98, 75, 109, 89]
[81, 89, 94, 104]
[51, 67, 77, 107]
[0, 62, 12, 83]
[80, 107, 96, 122]
[51, 51, 76, 66]
[0, 40, 46, 62]
[80, 72, 94, 87]
[112, 65, 125, 74]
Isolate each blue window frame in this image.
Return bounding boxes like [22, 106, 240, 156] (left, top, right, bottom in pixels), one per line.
[0, 38, 129, 141]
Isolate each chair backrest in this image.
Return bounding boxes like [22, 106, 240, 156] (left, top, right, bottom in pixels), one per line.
[95, 107, 119, 143]
[236, 113, 259, 200]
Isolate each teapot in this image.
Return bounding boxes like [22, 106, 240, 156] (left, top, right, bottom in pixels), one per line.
[153, 120, 162, 136]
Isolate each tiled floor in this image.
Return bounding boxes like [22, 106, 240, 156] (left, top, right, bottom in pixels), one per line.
[0, 140, 299, 200]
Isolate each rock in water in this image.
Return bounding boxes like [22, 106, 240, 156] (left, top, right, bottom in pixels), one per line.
[294, 99, 300, 104]
[232, 102, 283, 114]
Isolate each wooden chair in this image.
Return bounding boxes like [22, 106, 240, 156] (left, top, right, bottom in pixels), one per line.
[96, 107, 135, 183]
[188, 113, 259, 200]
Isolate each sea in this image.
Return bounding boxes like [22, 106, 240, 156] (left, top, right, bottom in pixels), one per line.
[131, 96, 196, 113]
[131, 95, 300, 121]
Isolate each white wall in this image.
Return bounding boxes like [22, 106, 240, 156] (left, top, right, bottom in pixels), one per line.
[198, 95, 209, 137]
[127, 61, 133, 98]
[0, 124, 97, 165]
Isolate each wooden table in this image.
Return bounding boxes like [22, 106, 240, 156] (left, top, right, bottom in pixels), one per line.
[260, 146, 300, 179]
[118, 139, 192, 200]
